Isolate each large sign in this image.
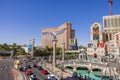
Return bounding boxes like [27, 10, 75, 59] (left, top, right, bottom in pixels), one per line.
[93, 27, 99, 40]
[97, 42, 104, 48]
[69, 38, 77, 45]
[28, 42, 32, 53]
[42, 28, 66, 36]
[69, 38, 77, 50]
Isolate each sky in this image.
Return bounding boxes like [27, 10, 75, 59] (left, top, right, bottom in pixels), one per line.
[0, 0, 120, 46]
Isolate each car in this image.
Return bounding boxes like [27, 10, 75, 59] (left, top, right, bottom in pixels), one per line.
[26, 69, 33, 75]
[28, 74, 38, 80]
[19, 66, 24, 71]
[47, 74, 57, 80]
[49, 76, 57, 80]
[26, 64, 31, 69]
[33, 63, 37, 68]
[37, 66, 43, 70]
[42, 70, 49, 75]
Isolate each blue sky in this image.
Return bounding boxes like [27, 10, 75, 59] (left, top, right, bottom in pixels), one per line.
[0, 0, 120, 46]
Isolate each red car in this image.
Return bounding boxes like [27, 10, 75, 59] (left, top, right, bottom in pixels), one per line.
[42, 70, 49, 75]
[33, 63, 37, 68]
[25, 69, 33, 75]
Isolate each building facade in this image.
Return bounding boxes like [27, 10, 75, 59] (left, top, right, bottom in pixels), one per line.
[103, 15, 120, 42]
[88, 22, 105, 57]
[41, 22, 76, 49]
[103, 15, 120, 54]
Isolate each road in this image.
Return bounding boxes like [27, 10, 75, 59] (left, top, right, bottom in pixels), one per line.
[32, 67, 48, 79]
[18, 57, 48, 80]
[0, 58, 14, 80]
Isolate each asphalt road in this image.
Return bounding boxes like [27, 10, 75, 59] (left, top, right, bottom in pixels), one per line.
[18, 57, 48, 80]
[32, 67, 48, 80]
[0, 58, 14, 80]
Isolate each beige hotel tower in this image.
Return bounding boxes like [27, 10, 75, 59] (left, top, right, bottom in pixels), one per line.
[41, 22, 75, 49]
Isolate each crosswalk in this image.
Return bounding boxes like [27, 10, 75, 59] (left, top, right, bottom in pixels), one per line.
[0, 64, 12, 69]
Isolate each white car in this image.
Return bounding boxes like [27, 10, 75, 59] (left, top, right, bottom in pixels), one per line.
[47, 74, 56, 80]
[47, 74, 54, 79]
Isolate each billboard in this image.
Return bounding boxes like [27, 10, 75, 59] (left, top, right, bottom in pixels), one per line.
[69, 38, 77, 45]
[97, 42, 104, 48]
[93, 27, 99, 40]
[69, 38, 77, 50]
[28, 42, 32, 53]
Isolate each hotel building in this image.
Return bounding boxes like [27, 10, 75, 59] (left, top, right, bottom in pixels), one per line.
[41, 22, 76, 49]
[103, 15, 120, 42]
[102, 15, 120, 54]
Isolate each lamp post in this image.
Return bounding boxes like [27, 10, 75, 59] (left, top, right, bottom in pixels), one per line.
[60, 62, 64, 80]
[52, 33, 57, 74]
[62, 42, 65, 63]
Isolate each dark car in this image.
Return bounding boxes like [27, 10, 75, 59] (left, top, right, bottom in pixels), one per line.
[29, 74, 38, 80]
[19, 66, 24, 71]
[33, 63, 37, 68]
[37, 66, 43, 70]
[26, 64, 31, 69]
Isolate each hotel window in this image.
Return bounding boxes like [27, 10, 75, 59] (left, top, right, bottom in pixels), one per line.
[111, 18, 114, 27]
[105, 34, 108, 41]
[115, 18, 117, 27]
[110, 34, 112, 40]
[104, 19, 107, 27]
[108, 19, 110, 27]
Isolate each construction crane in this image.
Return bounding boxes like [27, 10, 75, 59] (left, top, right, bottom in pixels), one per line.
[108, 0, 113, 15]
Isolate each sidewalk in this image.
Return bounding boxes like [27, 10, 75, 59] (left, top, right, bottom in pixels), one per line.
[42, 62, 72, 79]
[10, 68, 26, 80]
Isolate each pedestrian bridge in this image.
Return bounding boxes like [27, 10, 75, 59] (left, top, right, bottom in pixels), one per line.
[63, 61, 111, 71]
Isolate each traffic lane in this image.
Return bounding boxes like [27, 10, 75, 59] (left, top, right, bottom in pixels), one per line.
[31, 67, 48, 80]
[18, 57, 48, 80]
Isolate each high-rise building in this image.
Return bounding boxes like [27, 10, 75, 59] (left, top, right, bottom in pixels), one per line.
[41, 22, 76, 49]
[103, 15, 120, 42]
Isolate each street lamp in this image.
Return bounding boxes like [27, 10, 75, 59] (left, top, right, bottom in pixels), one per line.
[62, 42, 65, 63]
[52, 33, 57, 74]
[60, 62, 64, 80]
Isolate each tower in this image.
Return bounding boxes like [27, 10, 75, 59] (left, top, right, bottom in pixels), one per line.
[108, 0, 113, 15]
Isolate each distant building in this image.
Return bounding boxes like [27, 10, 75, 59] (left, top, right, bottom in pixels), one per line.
[21, 45, 28, 53]
[41, 22, 77, 49]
